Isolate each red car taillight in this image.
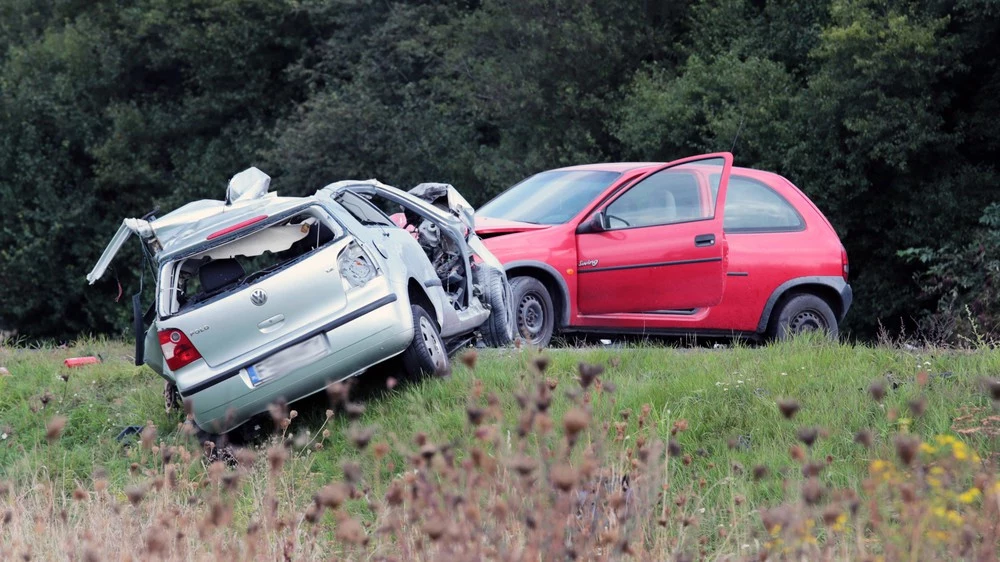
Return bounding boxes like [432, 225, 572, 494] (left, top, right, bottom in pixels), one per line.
[158, 329, 203, 371]
[841, 247, 850, 282]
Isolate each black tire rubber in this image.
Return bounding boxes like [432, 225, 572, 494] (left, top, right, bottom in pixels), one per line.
[771, 293, 839, 340]
[510, 276, 555, 348]
[479, 272, 514, 347]
[164, 380, 182, 414]
[402, 305, 449, 378]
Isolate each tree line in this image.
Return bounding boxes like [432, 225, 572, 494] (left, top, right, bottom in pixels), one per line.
[0, 0, 997, 341]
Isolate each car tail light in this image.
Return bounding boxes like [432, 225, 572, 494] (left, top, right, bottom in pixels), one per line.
[841, 247, 849, 282]
[158, 329, 203, 371]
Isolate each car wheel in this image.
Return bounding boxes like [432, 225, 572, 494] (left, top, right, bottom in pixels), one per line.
[479, 272, 514, 347]
[771, 294, 838, 340]
[402, 305, 449, 378]
[511, 276, 555, 348]
[164, 381, 182, 414]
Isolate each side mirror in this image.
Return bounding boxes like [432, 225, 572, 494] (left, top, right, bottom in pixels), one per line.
[576, 212, 607, 234]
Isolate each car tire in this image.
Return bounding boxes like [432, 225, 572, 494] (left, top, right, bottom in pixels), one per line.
[771, 293, 839, 340]
[164, 381, 182, 414]
[402, 305, 449, 378]
[510, 276, 555, 348]
[479, 272, 514, 347]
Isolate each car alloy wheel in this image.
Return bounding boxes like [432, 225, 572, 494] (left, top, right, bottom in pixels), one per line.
[420, 314, 447, 369]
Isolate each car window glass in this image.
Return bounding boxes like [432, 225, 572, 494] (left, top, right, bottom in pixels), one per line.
[477, 170, 620, 225]
[162, 208, 341, 315]
[336, 191, 397, 227]
[713, 176, 804, 232]
[604, 157, 724, 229]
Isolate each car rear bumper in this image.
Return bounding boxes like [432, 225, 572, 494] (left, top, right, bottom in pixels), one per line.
[839, 283, 853, 321]
[182, 293, 412, 433]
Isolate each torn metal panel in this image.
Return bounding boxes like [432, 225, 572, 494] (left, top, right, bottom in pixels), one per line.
[226, 167, 271, 205]
[86, 218, 154, 284]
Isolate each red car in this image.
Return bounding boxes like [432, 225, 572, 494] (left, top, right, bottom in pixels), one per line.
[475, 152, 852, 347]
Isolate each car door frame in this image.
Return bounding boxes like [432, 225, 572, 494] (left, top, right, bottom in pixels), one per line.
[572, 152, 733, 316]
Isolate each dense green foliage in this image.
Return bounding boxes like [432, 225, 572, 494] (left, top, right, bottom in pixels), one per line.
[0, 0, 997, 340]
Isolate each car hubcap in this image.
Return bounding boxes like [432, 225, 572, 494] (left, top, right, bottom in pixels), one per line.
[518, 293, 545, 340]
[789, 310, 827, 333]
[419, 316, 446, 368]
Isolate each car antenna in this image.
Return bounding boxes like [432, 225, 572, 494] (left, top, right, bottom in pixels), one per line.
[730, 116, 745, 154]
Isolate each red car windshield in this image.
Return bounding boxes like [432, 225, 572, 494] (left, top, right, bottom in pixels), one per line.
[478, 170, 620, 225]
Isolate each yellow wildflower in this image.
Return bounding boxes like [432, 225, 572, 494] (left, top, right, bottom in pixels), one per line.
[919, 442, 936, 455]
[831, 513, 848, 533]
[927, 476, 941, 489]
[935, 435, 955, 447]
[932, 506, 947, 519]
[770, 524, 782, 536]
[958, 488, 981, 504]
[930, 466, 945, 475]
[946, 510, 963, 526]
[870, 460, 888, 474]
[953, 442, 969, 461]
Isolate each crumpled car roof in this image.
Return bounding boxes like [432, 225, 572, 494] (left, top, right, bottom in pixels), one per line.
[150, 196, 316, 259]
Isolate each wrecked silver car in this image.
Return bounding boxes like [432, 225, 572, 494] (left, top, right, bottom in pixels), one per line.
[87, 168, 513, 433]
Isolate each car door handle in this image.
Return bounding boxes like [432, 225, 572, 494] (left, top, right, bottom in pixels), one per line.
[694, 234, 715, 247]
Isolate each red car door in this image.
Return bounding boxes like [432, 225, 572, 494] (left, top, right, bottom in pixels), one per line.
[575, 154, 732, 315]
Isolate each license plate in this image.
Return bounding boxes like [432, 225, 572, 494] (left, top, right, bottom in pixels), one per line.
[247, 335, 330, 387]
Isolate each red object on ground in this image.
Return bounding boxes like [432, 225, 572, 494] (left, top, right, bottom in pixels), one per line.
[64, 356, 100, 368]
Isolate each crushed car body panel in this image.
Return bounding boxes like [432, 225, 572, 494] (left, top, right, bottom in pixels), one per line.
[86, 218, 154, 284]
[87, 168, 513, 434]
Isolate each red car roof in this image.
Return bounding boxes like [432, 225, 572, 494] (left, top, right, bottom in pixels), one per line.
[554, 162, 788, 184]
[550, 162, 659, 173]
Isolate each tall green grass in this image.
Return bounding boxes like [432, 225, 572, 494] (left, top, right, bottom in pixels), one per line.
[1, 336, 997, 559]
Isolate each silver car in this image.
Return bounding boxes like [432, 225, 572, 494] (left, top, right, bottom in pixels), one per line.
[87, 168, 513, 434]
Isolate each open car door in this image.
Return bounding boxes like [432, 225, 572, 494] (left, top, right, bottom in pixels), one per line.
[575, 153, 732, 315]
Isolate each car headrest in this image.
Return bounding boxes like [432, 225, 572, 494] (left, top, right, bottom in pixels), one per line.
[199, 259, 245, 293]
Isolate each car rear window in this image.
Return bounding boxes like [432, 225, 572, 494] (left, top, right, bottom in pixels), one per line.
[159, 207, 343, 316]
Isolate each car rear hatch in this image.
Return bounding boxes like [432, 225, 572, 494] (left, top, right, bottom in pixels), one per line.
[156, 208, 374, 369]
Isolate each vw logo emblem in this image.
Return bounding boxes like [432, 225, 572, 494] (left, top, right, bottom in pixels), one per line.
[250, 289, 268, 307]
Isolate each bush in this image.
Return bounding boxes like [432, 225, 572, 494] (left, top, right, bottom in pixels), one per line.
[900, 203, 1000, 345]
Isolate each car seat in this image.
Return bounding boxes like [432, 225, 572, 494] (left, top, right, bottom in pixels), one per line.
[199, 258, 245, 294]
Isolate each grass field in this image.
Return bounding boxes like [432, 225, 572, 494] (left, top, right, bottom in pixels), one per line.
[1, 337, 998, 560]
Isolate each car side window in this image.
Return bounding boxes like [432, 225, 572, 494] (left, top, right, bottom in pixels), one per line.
[604, 169, 708, 229]
[336, 191, 397, 227]
[723, 177, 804, 233]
